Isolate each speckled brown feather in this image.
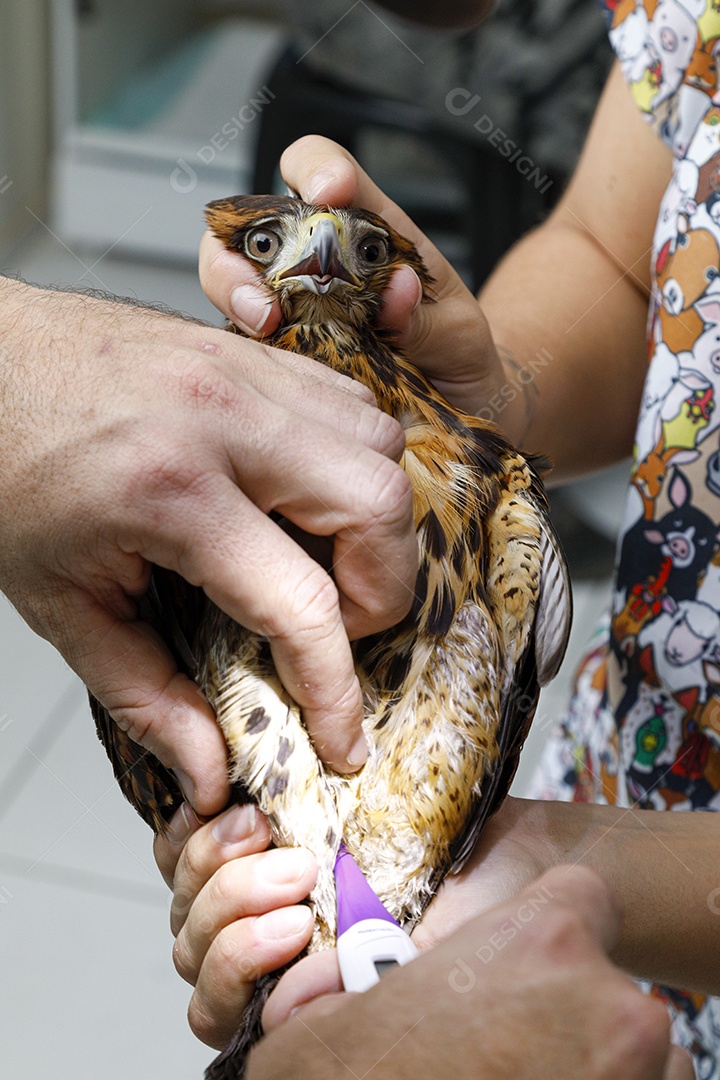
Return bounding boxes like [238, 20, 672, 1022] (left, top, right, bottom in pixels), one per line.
[91, 196, 572, 1079]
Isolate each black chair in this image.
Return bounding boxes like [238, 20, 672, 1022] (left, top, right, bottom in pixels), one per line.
[252, 46, 561, 291]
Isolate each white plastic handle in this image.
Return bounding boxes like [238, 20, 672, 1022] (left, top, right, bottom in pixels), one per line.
[337, 918, 419, 993]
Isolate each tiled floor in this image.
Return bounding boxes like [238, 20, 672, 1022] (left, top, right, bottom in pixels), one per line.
[0, 599, 212, 1078]
[0, 208, 622, 1077]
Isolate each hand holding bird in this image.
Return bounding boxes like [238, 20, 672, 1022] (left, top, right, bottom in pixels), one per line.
[95, 190, 571, 1078]
[200, 135, 528, 442]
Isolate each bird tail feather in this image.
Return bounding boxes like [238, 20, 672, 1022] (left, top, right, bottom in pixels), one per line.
[204, 972, 282, 1080]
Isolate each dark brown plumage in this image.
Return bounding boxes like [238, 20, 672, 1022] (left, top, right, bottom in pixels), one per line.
[92, 195, 572, 1078]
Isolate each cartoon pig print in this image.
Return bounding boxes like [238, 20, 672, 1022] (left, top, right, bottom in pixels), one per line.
[647, 0, 701, 109]
[619, 470, 718, 597]
[642, 470, 720, 596]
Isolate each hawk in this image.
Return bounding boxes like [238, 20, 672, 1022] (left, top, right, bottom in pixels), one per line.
[93, 195, 572, 1078]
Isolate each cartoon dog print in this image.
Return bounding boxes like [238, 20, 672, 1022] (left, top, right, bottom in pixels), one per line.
[656, 214, 720, 353]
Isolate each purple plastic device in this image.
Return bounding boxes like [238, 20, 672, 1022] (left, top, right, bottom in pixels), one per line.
[334, 843, 418, 992]
[334, 843, 400, 933]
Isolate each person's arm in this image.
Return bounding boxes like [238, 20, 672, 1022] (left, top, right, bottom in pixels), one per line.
[0, 278, 420, 803]
[479, 62, 673, 476]
[154, 792, 720, 1043]
[155, 820, 687, 1076]
[414, 795, 720, 998]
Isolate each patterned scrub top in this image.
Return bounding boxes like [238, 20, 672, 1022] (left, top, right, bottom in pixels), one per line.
[530, 0, 720, 1073]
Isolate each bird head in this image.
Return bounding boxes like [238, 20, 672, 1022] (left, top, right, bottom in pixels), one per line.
[205, 194, 434, 330]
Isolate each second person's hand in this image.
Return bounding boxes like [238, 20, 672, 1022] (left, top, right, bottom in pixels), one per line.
[198, 136, 531, 447]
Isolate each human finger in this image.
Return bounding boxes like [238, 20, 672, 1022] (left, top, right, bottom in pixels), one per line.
[134, 431, 414, 769]
[221, 343, 406, 460]
[280, 136, 425, 250]
[168, 329, 378, 414]
[535, 865, 623, 955]
[175, 331, 408, 468]
[158, 804, 270, 915]
[170, 807, 273, 934]
[173, 847, 317, 983]
[279, 136, 499, 413]
[663, 1047, 696, 1080]
[154, 802, 206, 888]
[262, 949, 343, 1032]
[209, 403, 416, 642]
[54, 589, 230, 817]
[199, 231, 282, 337]
[186, 905, 315, 1049]
[142, 480, 365, 770]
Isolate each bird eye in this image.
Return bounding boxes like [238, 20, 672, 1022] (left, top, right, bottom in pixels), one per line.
[246, 228, 281, 262]
[358, 236, 388, 265]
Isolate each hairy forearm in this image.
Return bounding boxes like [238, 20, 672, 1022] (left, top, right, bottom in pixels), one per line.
[519, 798, 720, 993]
[479, 214, 649, 479]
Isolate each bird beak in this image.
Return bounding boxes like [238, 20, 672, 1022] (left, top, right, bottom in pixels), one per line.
[277, 213, 360, 293]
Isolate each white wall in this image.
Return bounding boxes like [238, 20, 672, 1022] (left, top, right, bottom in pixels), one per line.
[0, 1, 50, 253]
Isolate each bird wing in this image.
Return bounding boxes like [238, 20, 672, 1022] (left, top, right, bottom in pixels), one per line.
[534, 503, 573, 686]
[91, 567, 203, 833]
[449, 478, 572, 873]
[348, 596, 503, 925]
[91, 696, 182, 833]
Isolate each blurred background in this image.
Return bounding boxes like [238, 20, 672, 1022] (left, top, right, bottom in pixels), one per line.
[1, 1, 627, 1076]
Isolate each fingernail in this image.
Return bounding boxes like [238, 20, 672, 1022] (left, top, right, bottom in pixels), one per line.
[409, 268, 423, 311]
[347, 733, 368, 768]
[212, 804, 257, 846]
[174, 769, 196, 807]
[256, 906, 312, 940]
[306, 170, 336, 204]
[165, 802, 199, 845]
[230, 284, 274, 335]
[261, 847, 313, 884]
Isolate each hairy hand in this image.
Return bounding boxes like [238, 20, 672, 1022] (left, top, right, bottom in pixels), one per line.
[0, 279, 419, 805]
[250, 866, 689, 1080]
[156, 807, 693, 1080]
